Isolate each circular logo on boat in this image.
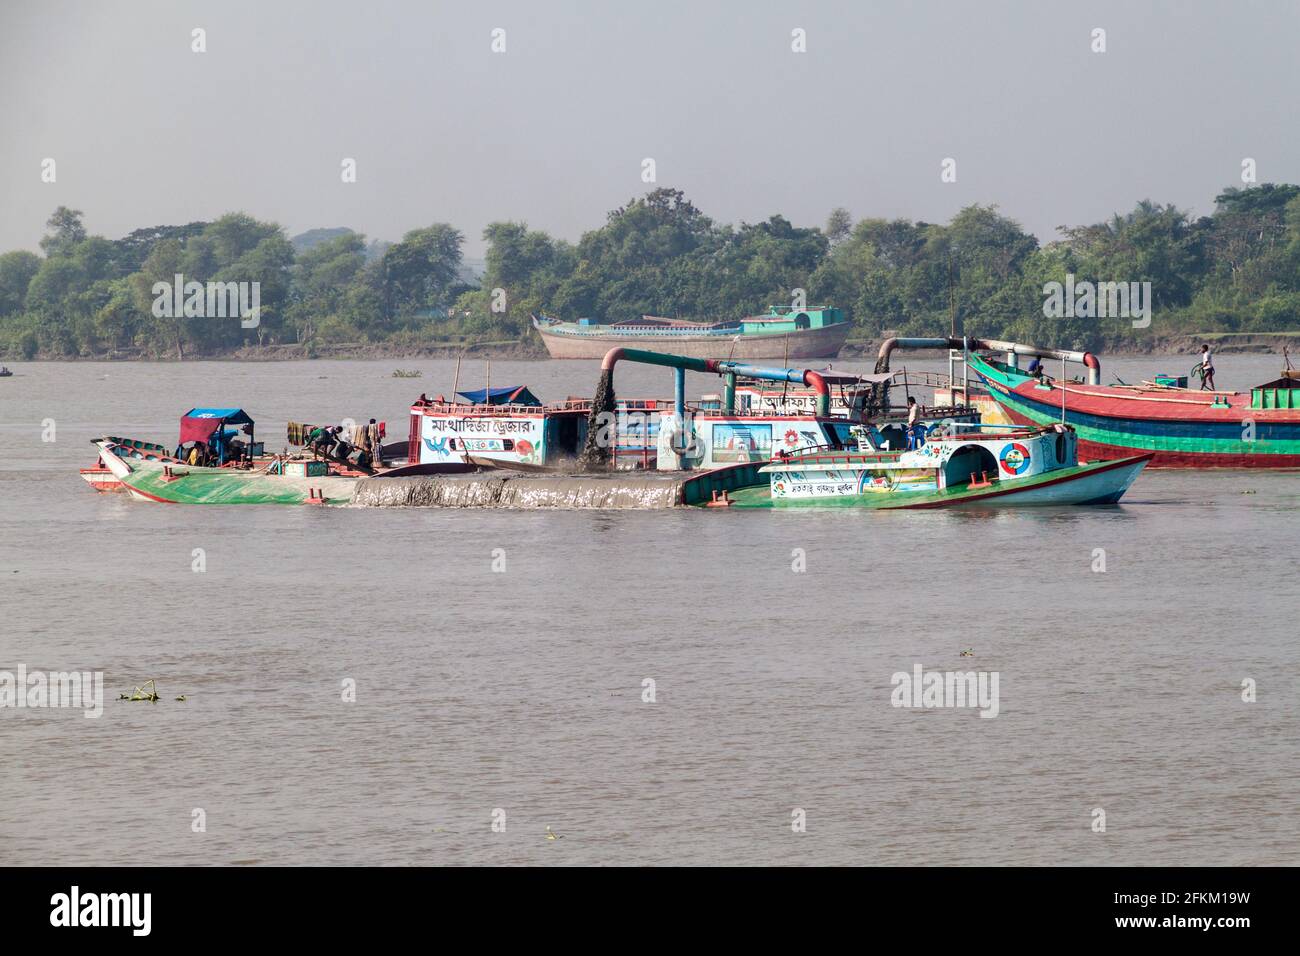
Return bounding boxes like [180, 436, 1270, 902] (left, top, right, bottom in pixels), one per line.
[1000, 442, 1030, 475]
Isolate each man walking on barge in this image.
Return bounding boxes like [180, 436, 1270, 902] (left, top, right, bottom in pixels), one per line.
[1198, 344, 1216, 391]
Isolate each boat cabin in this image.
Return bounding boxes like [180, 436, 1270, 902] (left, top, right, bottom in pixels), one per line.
[409, 387, 672, 469]
[178, 408, 261, 465]
[759, 424, 1080, 501]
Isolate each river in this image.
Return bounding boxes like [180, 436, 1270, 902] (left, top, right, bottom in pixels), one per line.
[1, 354, 1297, 865]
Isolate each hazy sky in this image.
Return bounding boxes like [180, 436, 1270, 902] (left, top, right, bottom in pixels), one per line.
[2, 0, 1296, 258]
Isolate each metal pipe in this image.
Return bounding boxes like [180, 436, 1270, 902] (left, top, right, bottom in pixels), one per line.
[723, 372, 736, 414]
[709, 361, 832, 417]
[804, 370, 831, 417]
[875, 335, 1101, 385]
[600, 349, 833, 418]
[674, 367, 686, 423]
[974, 338, 1101, 385]
[963, 337, 969, 399]
[600, 347, 712, 374]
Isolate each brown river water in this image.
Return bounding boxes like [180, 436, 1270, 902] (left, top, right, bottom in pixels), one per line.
[1, 355, 1298, 865]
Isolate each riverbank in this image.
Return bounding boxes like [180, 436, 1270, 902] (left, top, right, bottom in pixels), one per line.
[8, 331, 1300, 362]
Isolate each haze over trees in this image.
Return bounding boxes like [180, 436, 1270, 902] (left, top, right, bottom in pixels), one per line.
[2, 184, 1298, 359]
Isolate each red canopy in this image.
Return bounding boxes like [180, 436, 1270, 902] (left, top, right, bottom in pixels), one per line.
[179, 416, 223, 445]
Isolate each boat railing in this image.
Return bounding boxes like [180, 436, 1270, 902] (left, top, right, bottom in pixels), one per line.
[874, 403, 976, 421]
[892, 369, 967, 390]
[412, 401, 542, 415]
[413, 398, 675, 416]
[771, 444, 904, 466]
[927, 422, 1056, 441]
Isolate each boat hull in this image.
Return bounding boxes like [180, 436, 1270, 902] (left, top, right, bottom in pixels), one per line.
[536, 321, 852, 360]
[970, 353, 1300, 468]
[727, 454, 1152, 509]
[79, 467, 122, 492]
[97, 443, 358, 504]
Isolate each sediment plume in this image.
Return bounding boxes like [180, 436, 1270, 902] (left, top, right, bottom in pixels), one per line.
[577, 368, 617, 471]
[352, 474, 682, 509]
[868, 353, 892, 417]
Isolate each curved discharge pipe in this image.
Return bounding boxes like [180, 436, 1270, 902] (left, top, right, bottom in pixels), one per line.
[582, 347, 833, 471]
[599, 347, 831, 417]
[873, 336, 1101, 385]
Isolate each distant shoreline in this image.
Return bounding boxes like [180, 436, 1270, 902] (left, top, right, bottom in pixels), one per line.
[6, 332, 1298, 362]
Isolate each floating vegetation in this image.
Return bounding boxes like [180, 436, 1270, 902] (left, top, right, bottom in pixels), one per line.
[116, 679, 187, 702]
[118, 678, 160, 702]
[392, 369, 423, 378]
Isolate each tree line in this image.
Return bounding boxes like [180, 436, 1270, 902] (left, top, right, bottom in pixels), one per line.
[1, 184, 1297, 359]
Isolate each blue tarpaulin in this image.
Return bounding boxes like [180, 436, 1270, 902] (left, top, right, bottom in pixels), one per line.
[456, 386, 540, 406]
[182, 408, 255, 425]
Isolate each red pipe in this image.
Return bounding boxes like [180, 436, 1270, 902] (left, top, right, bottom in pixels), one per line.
[803, 370, 830, 416]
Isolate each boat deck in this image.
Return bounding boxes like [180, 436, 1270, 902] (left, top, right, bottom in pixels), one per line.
[725, 456, 1150, 509]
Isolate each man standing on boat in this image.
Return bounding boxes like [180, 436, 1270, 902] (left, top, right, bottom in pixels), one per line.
[365, 419, 382, 468]
[1198, 344, 1216, 391]
[906, 396, 924, 449]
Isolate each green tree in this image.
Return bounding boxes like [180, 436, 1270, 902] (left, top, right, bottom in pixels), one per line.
[0, 251, 41, 316]
[825, 207, 853, 245]
[381, 224, 464, 321]
[39, 207, 87, 257]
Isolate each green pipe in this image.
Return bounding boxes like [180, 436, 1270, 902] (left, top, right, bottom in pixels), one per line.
[600, 347, 713, 375]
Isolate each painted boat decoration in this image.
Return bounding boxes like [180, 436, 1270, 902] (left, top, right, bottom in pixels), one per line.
[409, 390, 848, 472]
[968, 351, 1300, 468]
[409, 387, 669, 471]
[722, 423, 1151, 509]
[532, 306, 851, 360]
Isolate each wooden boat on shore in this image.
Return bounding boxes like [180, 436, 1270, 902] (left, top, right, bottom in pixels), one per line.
[532, 306, 851, 360]
[720, 422, 1151, 509]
